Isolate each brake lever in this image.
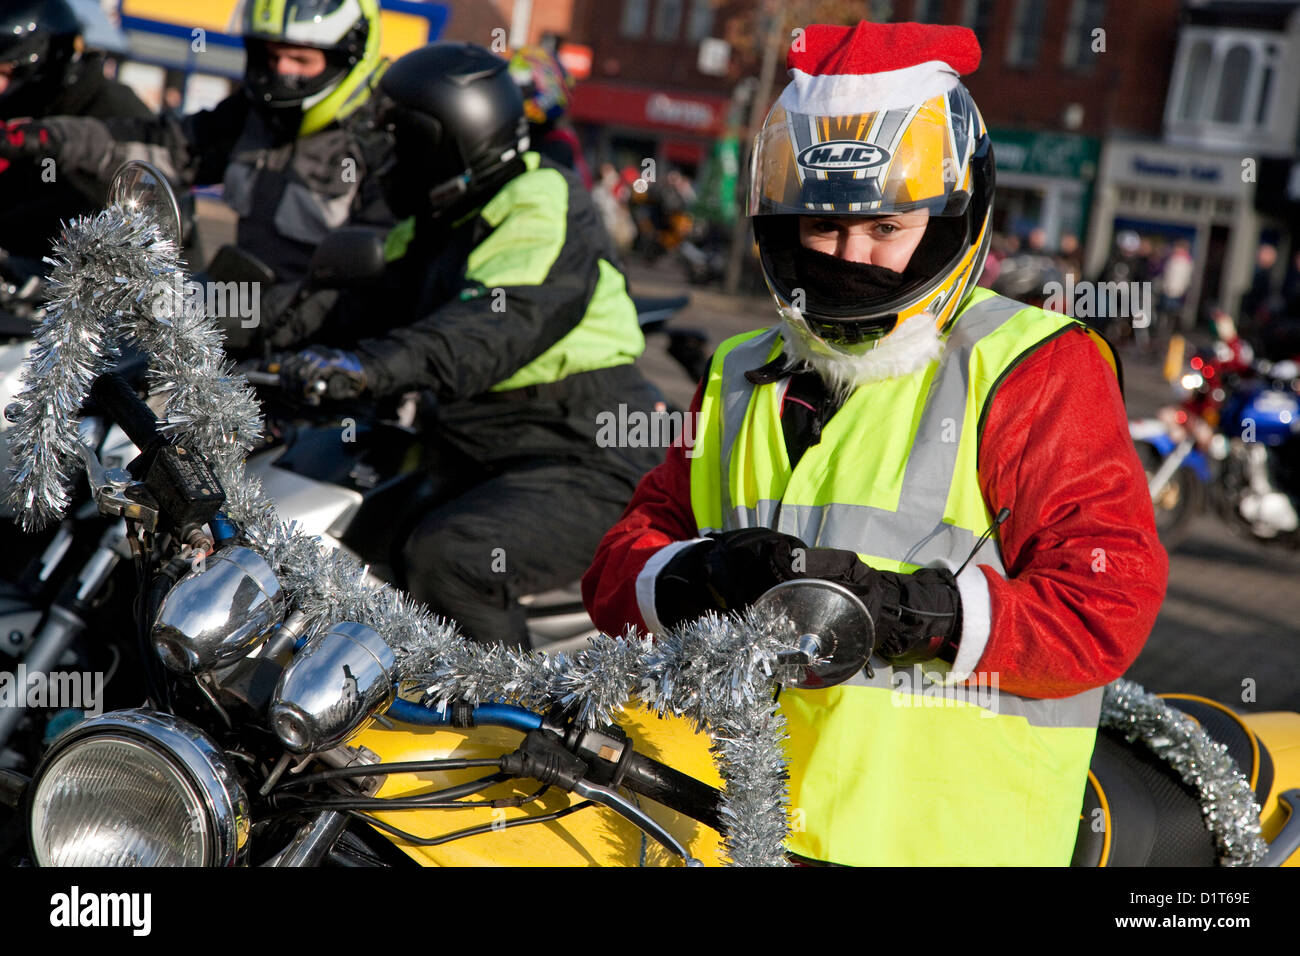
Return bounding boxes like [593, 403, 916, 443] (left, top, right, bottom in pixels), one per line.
[77, 439, 160, 531]
[569, 778, 702, 867]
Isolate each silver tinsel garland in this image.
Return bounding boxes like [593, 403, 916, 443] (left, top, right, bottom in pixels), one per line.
[1101, 679, 1267, 866]
[3, 202, 799, 866]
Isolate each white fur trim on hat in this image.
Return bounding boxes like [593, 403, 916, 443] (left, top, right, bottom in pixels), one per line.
[778, 62, 960, 115]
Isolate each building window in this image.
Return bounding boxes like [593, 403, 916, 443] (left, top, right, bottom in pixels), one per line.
[620, 0, 649, 38]
[1177, 40, 1213, 122]
[1062, 0, 1106, 70]
[1170, 30, 1286, 135]
[1007, 0, 1045, 68]
[1255, 62, 1274, 126]
[653, 0, 684, 41]
[687, 0, 714, 42]
[1212, 44, 1253, 123]
[1181, 195, 1203, 213]
[914, 0, 944, 21]
[1214, 198, 1235, 217]
[961, 0, 995, 47]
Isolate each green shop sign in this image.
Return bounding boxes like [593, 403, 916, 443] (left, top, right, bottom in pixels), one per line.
[990, 128, 1100, 180]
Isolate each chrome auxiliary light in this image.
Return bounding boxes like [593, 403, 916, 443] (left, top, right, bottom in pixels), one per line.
[268, 622, 396, 754]
[152, 546, 286, 674]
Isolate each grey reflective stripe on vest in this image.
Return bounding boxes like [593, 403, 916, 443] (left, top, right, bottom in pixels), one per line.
[717, 327, 784, 525]
[815, 662, 1103, 729]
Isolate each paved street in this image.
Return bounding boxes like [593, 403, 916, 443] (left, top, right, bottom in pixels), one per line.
[625, 259, 1300, 715]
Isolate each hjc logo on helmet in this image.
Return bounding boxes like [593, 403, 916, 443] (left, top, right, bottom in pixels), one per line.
[796, 140, 890, 172]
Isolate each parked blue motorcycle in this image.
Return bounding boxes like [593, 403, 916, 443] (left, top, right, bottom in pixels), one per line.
[1131, 323, 1300, 551]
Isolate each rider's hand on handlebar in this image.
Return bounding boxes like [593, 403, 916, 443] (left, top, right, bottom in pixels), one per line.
[0, 120, 60, 166]
[272, 346, 368, 403]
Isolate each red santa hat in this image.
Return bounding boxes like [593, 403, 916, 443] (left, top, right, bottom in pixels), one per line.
[779, 21, 982, 115]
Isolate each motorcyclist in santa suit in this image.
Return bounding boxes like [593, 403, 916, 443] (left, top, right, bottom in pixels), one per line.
[582, 21, 1168, 865]
[0, 0, 152, 270]
[0, 0, 394, 286]
[269, 42, 664, 649]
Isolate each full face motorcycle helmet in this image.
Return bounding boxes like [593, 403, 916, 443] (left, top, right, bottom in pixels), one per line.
[0, 0, 83, 118]
[507, 45, 573, 127]
[373, 42, 530, 220]
[236, 0, 382, 136]
[750, 21, 994, 353]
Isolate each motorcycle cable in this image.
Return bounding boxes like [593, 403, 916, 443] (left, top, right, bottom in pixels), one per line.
[272, 757, 506, 789]
[267, 777, 553, 814]
[342, 800, 594, 849]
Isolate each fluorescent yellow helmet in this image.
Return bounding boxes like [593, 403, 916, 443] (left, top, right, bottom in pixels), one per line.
[238, 0, 383, 136]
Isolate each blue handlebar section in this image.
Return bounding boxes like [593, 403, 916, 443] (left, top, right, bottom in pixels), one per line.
[386, 697, 543, 733]
[209, 513, 238, 546]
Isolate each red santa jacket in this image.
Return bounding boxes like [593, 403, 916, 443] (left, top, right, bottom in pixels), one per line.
[581, 326, 1169, 699]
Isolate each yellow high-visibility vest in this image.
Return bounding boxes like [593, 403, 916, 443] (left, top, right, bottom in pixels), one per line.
[689, 287, 1112, 865]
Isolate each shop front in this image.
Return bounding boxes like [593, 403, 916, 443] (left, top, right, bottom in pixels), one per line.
[114, 0, 447, 114]
[988, 128, 1100, 253]
[1087, 139, 1258, 329]
[567, 81, 730, 178]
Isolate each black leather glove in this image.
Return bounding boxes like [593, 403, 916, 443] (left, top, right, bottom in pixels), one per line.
[272, 346, 368, 402]
[796, 547, 963, 666]
[655, 528, 808, 628]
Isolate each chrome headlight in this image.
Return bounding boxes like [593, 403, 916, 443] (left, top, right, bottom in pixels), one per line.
[28, 710, 249, 867]
[152, 546, 285, 674]
[269, 622, 395, 754]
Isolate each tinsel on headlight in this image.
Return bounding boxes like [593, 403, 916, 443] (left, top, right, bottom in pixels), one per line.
[4, 200, 804, 866]
[1101, 679, 1267, 866]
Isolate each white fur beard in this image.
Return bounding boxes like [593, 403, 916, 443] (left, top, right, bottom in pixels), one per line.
[779, 307, 945, 395]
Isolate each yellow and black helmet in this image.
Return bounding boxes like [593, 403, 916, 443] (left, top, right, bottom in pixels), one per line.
[750, 21, 993, 351]
[238, 0, 383, 136]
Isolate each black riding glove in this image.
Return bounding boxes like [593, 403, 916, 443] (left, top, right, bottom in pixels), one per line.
[273, 346, 368, 402]
[0, 120, 60, 166]
[796, 547, 964, 666]
[655, 528, 808, 628]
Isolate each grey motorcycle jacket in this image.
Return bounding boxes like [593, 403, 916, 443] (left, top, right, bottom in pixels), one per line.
[39, 86, 394, 282]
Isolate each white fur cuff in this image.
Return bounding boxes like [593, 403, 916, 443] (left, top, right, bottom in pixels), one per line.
[948, 567, 993, 683]
[635, 538, 708, 634]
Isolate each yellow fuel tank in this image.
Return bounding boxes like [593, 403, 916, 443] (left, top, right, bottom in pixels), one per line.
[347, 704, 726, 867]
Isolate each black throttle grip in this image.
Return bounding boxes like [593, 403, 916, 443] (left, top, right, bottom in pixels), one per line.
[90, 372, 163, 452]
[622, 752, 724, 833]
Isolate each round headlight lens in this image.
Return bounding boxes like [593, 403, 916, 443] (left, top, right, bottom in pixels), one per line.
[30, 735, 211, 866]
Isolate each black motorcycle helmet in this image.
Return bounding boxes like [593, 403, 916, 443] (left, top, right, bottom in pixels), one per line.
[0, 0, 82, 118]
[374, 42, 530, 220]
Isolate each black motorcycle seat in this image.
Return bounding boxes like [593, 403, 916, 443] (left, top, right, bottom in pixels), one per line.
[1071, 695, 1272, 866]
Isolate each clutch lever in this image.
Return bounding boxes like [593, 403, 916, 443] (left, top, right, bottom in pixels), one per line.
[77, 440, 159, 532]
[569, 778, 702, 867]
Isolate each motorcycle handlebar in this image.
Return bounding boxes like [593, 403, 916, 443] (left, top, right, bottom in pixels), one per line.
[89, 372, 163, 451]
[620, 750, 723, 833]
[387, 698, 723, 832]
